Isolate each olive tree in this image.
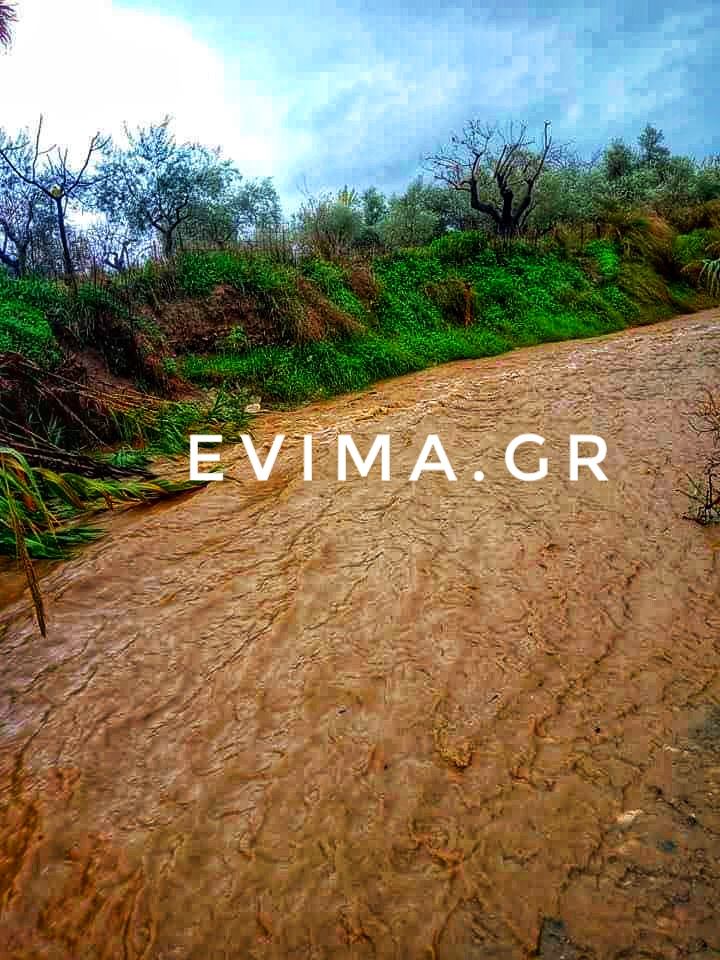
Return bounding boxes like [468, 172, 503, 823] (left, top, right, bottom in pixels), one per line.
[96, 118, 234, 258]
[179, 174, 282, 247]
[427, 120, 564, 238]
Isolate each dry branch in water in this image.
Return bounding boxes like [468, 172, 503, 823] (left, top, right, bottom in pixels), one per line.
[686, 390, 720, 524]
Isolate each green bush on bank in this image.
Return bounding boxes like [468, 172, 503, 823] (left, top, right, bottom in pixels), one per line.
[0, 273, 63, 364]
[180, 240, 645, 403]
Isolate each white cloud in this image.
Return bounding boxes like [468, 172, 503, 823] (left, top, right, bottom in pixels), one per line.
[0, 0, 289, 176]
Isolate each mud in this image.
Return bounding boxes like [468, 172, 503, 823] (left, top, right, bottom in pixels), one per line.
[1, 311, 719, 959]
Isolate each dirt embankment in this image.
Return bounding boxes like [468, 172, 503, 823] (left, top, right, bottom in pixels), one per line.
[1, 311, 719, 958]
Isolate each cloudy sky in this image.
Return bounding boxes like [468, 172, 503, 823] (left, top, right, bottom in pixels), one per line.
[1, 0, 718, 210]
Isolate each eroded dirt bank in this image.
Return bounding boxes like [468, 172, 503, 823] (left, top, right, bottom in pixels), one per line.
[1, 312, 719, 959]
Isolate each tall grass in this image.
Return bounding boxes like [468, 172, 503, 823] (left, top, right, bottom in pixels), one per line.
[700, 259, 720, 297]
[180, 237, 635, 403]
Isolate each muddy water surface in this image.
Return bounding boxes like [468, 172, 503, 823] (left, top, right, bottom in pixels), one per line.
[1, 313, 720, 959]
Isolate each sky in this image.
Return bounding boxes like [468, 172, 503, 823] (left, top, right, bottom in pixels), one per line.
[1, 0, 718, 212]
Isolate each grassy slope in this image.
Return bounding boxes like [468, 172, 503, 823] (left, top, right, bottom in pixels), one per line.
[1, 228, 716, 414]
[176, 232, 711, 405]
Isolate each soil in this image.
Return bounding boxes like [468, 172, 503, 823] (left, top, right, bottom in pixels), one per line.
[149, 281, 361, 353]
[150, 284, 276, 352]
[0, 310, 719, 959]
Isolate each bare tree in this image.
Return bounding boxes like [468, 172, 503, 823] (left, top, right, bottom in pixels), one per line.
[0, 180, 39, 277]
[83, 217, 146, 272]
[0, 116, 109, 287]
[0, 130, 45, 276]
[0, 1, 17, 47]
[428, 120, 564, 239]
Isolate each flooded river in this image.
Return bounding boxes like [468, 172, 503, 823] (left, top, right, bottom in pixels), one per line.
[1, 312, 719, 958]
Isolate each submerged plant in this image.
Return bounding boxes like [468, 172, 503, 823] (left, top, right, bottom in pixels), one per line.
[686, 391, 720, 525]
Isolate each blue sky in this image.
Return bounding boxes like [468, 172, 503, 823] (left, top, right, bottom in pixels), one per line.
[1, 0, 718, 211]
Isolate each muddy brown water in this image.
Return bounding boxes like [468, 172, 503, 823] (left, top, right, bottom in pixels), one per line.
[1, 312, 720, 959]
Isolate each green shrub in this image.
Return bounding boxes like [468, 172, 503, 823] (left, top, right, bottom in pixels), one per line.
[0, 298, 61, 364]
[428, 231, 491, 265]
[175, 249, 295, 298]
[583, 239, 621, 281]
[673, 228, 720, 266]
[221, 324, 250, 353]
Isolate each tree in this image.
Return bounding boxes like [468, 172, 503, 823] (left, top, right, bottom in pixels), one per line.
[379, 179, 443, 248]
[0, 1, 17, 47]
[428, 120, 563, 238]
[695, 157, 720, 202]
[295, 192, 363, 258]
[96, 118, 232, 258]
[361, 187, 388, 228]
[178, 174, 282, 247]
[0, 130, 42, 276]
[233, 177, 282, 239]
[604, 139, 636, 181]
[0, 117, 109, 287]
[421, 182, 484, 232]
[528, 162, 596, 234]
[83, 217, 146, 272]
[638, 124, 670, 167]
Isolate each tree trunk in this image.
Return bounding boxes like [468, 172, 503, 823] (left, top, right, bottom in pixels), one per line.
[55, 196, 76, 290]
[0, 246, 19, 276]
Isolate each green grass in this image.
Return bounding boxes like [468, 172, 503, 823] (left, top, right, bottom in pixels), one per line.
[0, 273, 64, 364]
[673, 228, 720, 266]
[173, 249, 297, 298]
[583, 239, 621, 281]
[181, 327, 511, 404]
[300, 258, 367, 318]
[178, 239, 655, 403]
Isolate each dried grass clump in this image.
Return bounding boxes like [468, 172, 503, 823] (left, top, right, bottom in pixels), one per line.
[599, 210, 675, 268]
[347, 262, 381, 307]
[425, 278, 476, 327]
[670, 199, 720, 233]
[0, 352, 161, 462]
[294, 278, 363, 343]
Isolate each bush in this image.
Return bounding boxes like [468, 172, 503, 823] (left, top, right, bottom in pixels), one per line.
[583, 239, 621, 281]
[673, 229, 720, 266]
[428, 230, 491, 266]
[0, 298, 60, 364]
[174, 249, 295, 298]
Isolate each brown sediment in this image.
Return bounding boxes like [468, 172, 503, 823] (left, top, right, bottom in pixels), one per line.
[0, 310, 719, 958]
